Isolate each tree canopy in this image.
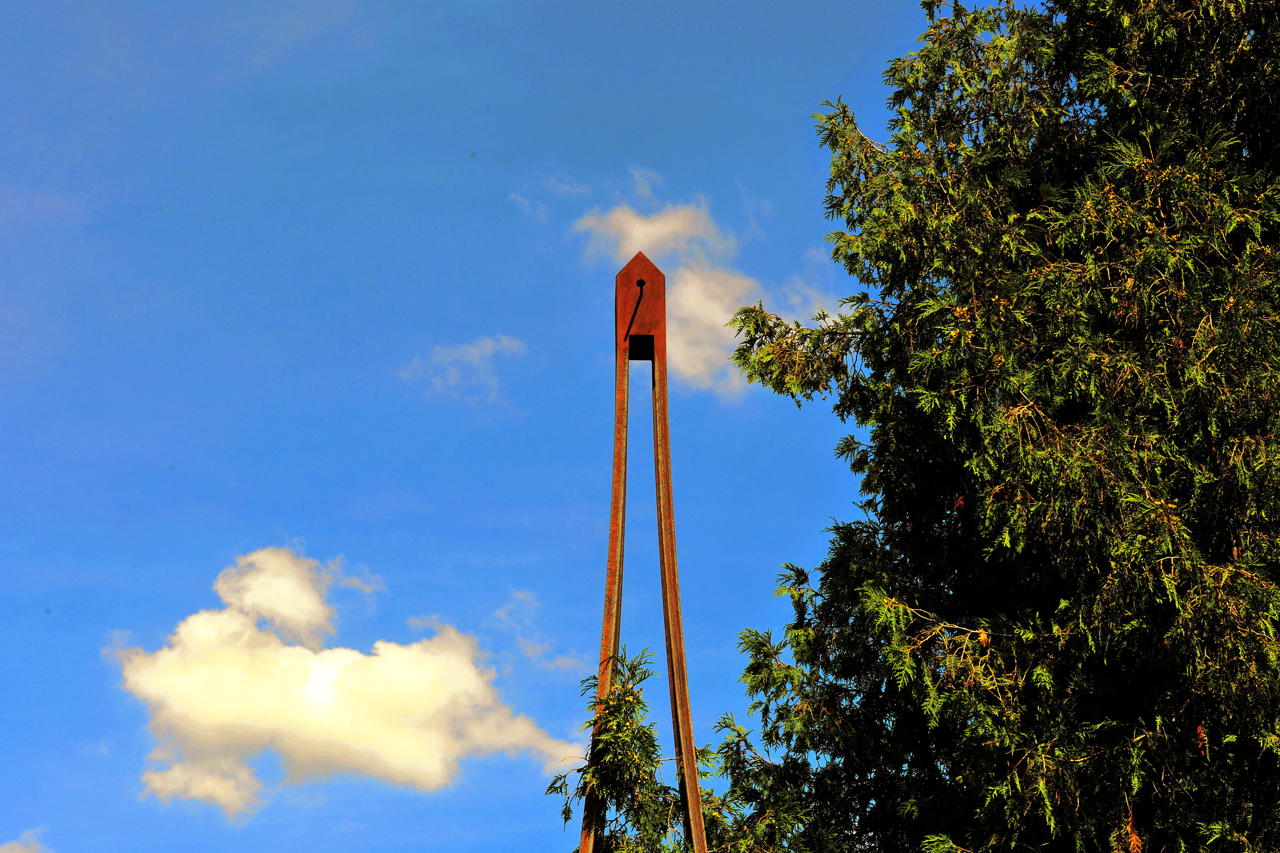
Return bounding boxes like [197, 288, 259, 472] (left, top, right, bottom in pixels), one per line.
[560, 1, 1280, 849]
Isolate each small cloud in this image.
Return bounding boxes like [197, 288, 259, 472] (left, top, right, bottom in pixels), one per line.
[397, 334, 528, 405]
[112, 547, 578, 819]
[0, 829, 49, 853]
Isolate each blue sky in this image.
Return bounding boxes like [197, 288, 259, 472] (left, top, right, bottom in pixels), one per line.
[1, 2, 926, 850]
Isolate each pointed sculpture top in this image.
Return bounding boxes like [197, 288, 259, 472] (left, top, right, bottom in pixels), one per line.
[615, 253, 666, 361]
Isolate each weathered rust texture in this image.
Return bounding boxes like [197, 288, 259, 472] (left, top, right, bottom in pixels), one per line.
[579, 253, 708, 853]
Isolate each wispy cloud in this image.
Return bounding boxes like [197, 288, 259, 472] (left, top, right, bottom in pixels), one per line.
[542, 173, 592, 197]
[111, 547, 577, 818]
[629, 166, 662, 202]
[0, 829, 49, 853]
[335, 569, 386, 596]
[508, 192, 549, 222]
[493, 589, 586, 673]
[0, 300, 56, 392]
[397, 334, 528, 405]
[573, 181, 837, 396]
[220, 0, 368, 73]
[0, 185, 85, 229]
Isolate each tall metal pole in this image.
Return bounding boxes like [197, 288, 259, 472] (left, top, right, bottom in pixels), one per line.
[579, 252, 708, 853]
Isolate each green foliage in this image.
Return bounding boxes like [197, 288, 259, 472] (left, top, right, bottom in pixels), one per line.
[727, 0, 1280, 850]
[552, 649, 811, 852]
[550, 650, 684, 852]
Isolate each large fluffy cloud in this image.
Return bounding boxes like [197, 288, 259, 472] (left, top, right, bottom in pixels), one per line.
[113, 547, 578, 818]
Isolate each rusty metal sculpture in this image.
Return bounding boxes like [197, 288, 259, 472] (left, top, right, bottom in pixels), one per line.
[578, 252, 709, 853]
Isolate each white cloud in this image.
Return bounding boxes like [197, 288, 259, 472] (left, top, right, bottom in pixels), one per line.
[573, 184, 839, 396]
[397, 334, 528, 404]
[113, 547, 579, 818]
[0, 829, 49, 853]
[666, 264, 761, 394]
[574, 202, 735, 266]
[212, 548, 336, 649]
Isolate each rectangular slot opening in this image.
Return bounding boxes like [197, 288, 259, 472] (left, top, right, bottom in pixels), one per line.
[628, 334, 654, 361]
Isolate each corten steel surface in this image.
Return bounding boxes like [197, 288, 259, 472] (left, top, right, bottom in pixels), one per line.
[579, 253, 709, 853]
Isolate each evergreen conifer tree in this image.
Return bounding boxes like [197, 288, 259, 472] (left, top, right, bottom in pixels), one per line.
[727, 0, 1280, 850]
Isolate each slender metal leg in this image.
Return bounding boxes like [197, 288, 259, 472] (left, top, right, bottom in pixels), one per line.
[651, 350, 709, 853]
[579, 349, 629, 853]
